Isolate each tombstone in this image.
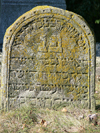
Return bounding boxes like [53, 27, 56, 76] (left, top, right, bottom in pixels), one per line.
[1, 6, 96, 111]
[0, 0, 66, 47]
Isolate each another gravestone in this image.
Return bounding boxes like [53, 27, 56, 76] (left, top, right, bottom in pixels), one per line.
[1, 6, 95, 110]
[0, 0, 66, 46]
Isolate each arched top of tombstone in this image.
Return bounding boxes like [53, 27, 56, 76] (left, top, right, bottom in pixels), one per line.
[3, 5, 94, 48]
[1, 6, 96, 110]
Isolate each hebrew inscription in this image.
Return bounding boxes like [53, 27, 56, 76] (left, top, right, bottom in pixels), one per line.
[1, 6, 95, 110]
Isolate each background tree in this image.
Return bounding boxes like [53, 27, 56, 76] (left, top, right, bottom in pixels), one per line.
[65, 0, 100, 42]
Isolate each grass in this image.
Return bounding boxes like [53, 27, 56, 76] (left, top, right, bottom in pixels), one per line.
[0, 81, 100, 133]
[0, 97, 100, 133]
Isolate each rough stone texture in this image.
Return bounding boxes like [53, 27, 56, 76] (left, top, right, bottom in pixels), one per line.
[1, 6, 95, 110]
[0, 0, 66, 45]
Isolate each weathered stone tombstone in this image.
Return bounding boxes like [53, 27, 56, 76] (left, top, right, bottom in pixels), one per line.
[0, 6, 96, 111]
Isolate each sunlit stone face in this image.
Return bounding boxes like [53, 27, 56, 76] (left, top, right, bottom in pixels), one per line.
[1, 6, 95, 110]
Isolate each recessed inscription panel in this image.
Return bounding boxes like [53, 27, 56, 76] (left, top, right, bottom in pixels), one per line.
[9, 15, 89, 100]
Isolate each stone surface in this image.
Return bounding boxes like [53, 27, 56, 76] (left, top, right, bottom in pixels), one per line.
[0, 0, 66, 45]
[1, 6, 95, 110]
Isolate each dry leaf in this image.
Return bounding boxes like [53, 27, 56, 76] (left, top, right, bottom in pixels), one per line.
[22, 124, 26, 129]
[92, 123, 95, 126]
[61, 108, 67, 113]
[40, 119, 48, 127]
[43, 121, 47, 127]
[40, 119, 46, 125]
